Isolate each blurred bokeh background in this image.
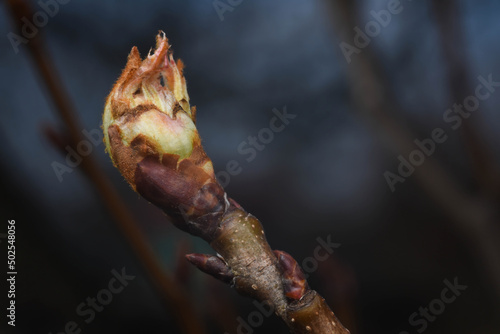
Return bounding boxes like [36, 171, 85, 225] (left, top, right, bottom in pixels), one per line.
[1, 0, 499, 333]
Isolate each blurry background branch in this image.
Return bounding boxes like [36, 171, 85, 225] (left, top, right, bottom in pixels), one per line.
[5, 1, 205, 333]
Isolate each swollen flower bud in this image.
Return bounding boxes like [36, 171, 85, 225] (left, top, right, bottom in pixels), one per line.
[102, 32, 226, 239]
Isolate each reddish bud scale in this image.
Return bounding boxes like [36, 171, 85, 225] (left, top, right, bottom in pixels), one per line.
[134, 154, 226, 240]
[185, 253, 234, 284]
[274, 250, 309, 300]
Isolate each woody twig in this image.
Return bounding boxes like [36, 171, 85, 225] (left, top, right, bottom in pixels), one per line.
[102, 32, 350, 334]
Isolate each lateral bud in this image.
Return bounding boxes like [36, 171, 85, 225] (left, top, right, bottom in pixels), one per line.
[185, 253, 234, 284]
[274, 250, 309, 300]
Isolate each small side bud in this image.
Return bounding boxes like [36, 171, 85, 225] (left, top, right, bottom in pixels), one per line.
[274, 250, 309, 300]
[186, 253, 234, 284]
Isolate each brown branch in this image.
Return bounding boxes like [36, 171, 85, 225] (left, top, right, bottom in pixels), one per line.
[4, 1, 205, 333]
[102, 32, 350, 333]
